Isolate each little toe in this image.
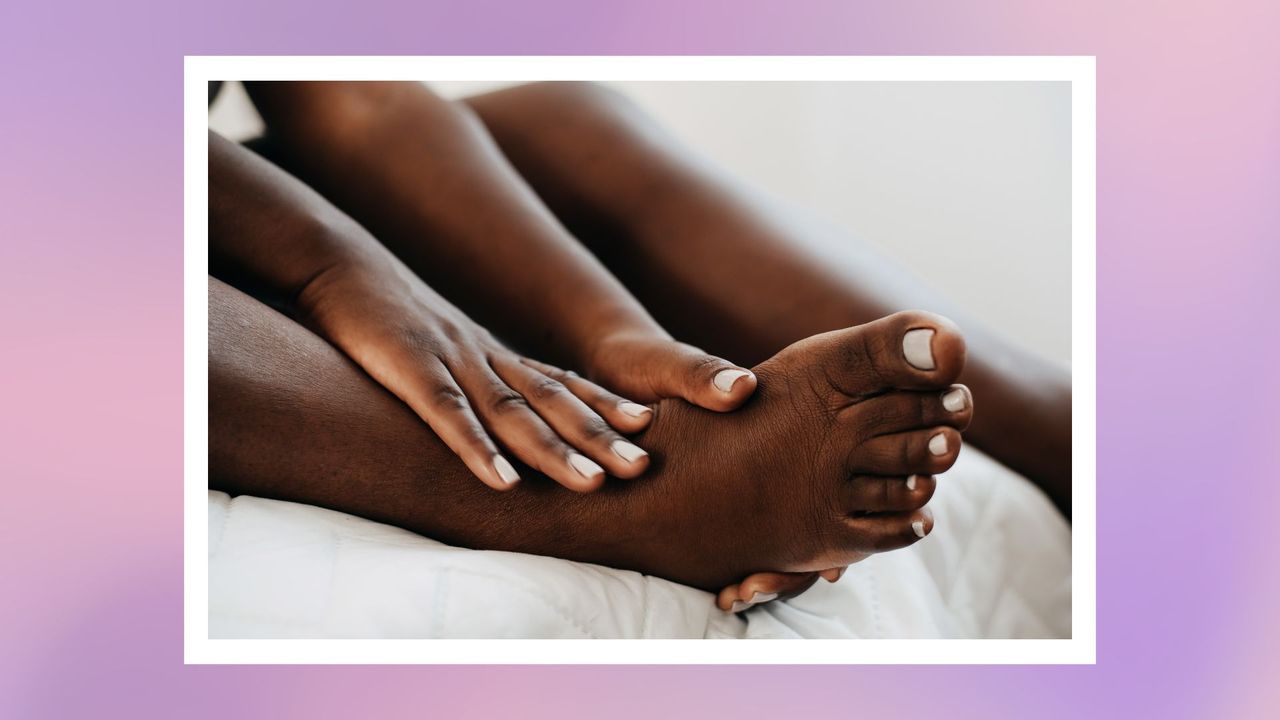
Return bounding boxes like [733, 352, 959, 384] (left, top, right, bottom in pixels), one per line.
[844, 474, 936, 512]
[815, 310, 966, 397]
[848, 426, 963, 476]
[718, 572, 817, 613]
[841, 384, 974, 435]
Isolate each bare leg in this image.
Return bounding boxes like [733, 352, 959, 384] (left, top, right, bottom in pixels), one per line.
[210, 275, 967, 590]
[465, 83, 1070, 516]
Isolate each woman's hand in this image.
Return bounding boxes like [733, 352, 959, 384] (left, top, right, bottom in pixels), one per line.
[209, 129, 653, 493]
[298, 257, 656, 492]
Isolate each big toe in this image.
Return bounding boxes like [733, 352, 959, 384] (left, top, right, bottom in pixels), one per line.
[811, 310, 966, 396]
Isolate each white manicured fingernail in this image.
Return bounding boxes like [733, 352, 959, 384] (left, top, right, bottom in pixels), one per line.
[748, 592, 778, 605]
[942, 388, 967, 412]
[903, 328, 936, 370]
[568, 453, 604, 479]
[493, 455, 520, 485]
[713, 368, 751, 393]
[619, 401, 651, 418]
[912, 520, 928, 538]
[611, 440, 648, 463]
[928, 433, 948, 456]
[906, 474, 919, 491]
[730, 600, 749, 613]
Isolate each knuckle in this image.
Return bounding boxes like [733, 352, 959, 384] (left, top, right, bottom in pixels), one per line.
[429, 383, 470, 412]
[487, 387, 528, 415]
[397, 325, 445, 356]
[438, 321, 470, 345]
[528, 375, 566, 401]
[580, 416, 613, 441]
[686, 354, 726, 376]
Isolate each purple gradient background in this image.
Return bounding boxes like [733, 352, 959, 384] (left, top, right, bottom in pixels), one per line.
[2, 0, 1276, 717]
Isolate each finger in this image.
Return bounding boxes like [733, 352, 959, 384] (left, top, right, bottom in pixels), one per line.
[644, 342, 757, 412]
[494, 355, 650, 479]
[454, 358, 608, 492]
[520, 357, 652, 433]
[394, 357, 521, 492]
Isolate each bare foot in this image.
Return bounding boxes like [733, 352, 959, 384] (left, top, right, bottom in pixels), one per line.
[614, 310, 971, 590]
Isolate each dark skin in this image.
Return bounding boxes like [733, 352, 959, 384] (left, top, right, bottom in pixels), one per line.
[235, 81, 1068, 517]
[209, 122, 844, 605]
[209, 81, 1066, 609]
[210, 128, 659, 493]
[241, 81, 759, 417]
[211, 276, 969, 591]
[462, 82, 1071, 518]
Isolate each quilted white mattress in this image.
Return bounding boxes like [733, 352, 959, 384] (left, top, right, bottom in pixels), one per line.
[208, 448, 1070, 639]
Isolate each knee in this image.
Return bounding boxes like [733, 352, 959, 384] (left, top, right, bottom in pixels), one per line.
[469, 81, 635, 123]
[535, 81, 631, 113]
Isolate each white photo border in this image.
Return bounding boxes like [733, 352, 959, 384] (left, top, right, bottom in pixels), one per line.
[185, 55, 1096, 664]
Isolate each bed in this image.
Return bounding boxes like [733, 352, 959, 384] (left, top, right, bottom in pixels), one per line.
[208, 447, 1070, 639]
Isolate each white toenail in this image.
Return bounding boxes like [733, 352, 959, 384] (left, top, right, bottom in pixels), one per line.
[912, 520, 927, 538]
[749, 592, 778, 605]
[493, 455, 520, 485]
[903, 328, 936, 370]
[928, 433, 948, 456]
[611, 440, 648, 463]
[713, 368, 751, 393]
[568, 453, 604, 479]
[906, 474, 919, 491]
[942, 388, 966, 412]
[618, 401, 652, 418]
[731, 600, 749, 613]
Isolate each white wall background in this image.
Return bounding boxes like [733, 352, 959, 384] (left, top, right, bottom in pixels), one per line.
[211, 81, 1070, 364]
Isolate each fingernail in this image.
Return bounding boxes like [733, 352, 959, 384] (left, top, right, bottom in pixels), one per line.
[493, 455, 520, 485]
[912, 519, 928, 538]
[835, 567, 847, 582]
[749, 591, 778, 605]
[928, 432, 948, 456]
[942, 388, 967, 412]
[902, 328, 936, 370]
[712, 368, 751, 393]
[618, 401, 652, 418]
[568, 453, 604, 480]
[611, 440, 648, 463]
[906, 474, 919, 491]
[730, 600, 749, 613]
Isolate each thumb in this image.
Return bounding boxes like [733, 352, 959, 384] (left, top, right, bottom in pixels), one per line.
[644, 342, 757, 412]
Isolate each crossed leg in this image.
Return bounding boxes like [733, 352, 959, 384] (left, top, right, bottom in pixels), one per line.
[464, 82, 1070, 516]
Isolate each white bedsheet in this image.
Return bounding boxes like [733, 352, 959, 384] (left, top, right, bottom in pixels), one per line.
[209, 448, 1070, 639]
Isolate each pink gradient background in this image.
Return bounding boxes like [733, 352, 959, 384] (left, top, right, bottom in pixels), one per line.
[2, 0, 1277, 716]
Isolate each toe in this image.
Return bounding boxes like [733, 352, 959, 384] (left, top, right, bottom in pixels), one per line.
[847, 426, 963, 476]
[815, 310, 966, 396]
[841, 384, 974, 435]
[843, 474, 936, 512]
[717, 572, 818, 613]
[844, 506, 935, 553]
